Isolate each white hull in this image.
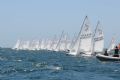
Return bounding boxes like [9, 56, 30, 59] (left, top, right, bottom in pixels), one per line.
[67, 51, 93, 56]
[67, 52, 77, 56]
[81, 53, 92, 57]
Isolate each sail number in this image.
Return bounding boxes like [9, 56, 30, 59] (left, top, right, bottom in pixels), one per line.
[94, 36, 104, 41]
[80, 33, 92, 39]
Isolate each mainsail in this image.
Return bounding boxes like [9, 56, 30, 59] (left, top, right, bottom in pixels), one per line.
[40, 39, 45, 50]
[93, 21, 104, 53]
[51, 35, 58, 51]
[13, 40, 21, 50]
[59, 34, 68, 51]
[69, 16, 92, 55]
[78, 16, 93, 55]
[108, 36, 115, 52]
[23, 41, 30, 50]
[55, 31, 64, 51]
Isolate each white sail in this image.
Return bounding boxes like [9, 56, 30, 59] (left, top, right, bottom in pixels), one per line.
[52, 40, 58, 51]
[66, 39, 71, 51]
[69, 16, 92, 56]
[23, 41, 30, 50]
[46, 39, 52, 50]
[37, 40, 42, 50]
[93, 21, 104, 53]
[50, 36, 58, 51]
[108, 37, 115, 52]
[13, 40, 21, 50]
[28, 40, 36, 50]
[69, 34, 77, 51]
[40, 39, 46, 50]
[79, 16, 93, 55]
[59, 34, 68, 51]
[17, 40, 23, 50]
[34, 40, 40, 50]
[55, 31, 64, 51]
[69, 36, 79, 55]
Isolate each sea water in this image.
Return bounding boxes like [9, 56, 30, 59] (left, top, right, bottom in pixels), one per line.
[0, 48, 120, 80]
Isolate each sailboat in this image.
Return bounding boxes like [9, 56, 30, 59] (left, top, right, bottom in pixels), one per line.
[34, 40, 40, 50]
[68, 16, 93, 56]
[65, 34, 72, 52]
[92, 21, 104, 54]
[40, 39, 45, 50]
[37, 40, 42, 50]
[50, 35, 58, 51]
[13, 40, 21, 50]
[78, 16, 93, 56]
[55, 31, 64, 51]
[59, 33, 68, 52]
[80, 21, 104, 56]
[46, 39, 52, 50]
[107, 36, 116, 52]
[22, 41, 30, 50]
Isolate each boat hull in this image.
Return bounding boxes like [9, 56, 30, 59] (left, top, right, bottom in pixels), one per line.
[96, 54, 120, 61]
[67, 51, 93, 57]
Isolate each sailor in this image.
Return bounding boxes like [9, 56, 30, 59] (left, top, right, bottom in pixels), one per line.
[104, 49, 108, 56]
[113, 46, 119, 57]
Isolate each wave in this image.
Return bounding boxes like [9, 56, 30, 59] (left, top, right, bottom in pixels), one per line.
[0, 56, 7, 61]
[46, 65, 62, 70]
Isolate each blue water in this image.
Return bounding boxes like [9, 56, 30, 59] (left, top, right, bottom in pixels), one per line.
[0, 48, 120, 80]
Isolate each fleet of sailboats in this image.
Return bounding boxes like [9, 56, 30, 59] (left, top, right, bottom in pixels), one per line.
[68, 16, 104, 56]
[13, 16, 105, 56]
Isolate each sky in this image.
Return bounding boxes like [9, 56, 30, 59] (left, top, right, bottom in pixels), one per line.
[0, 0, 120, 48]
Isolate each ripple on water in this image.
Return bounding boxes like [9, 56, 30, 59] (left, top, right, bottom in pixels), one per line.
[0, 49, 120, 80]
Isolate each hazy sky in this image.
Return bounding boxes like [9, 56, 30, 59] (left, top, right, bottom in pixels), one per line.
[0, 0, 120, 48]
